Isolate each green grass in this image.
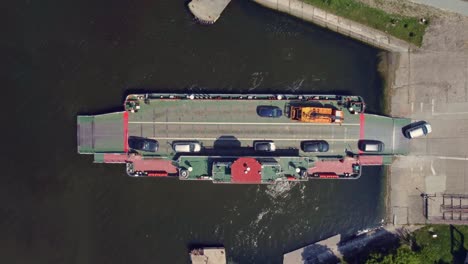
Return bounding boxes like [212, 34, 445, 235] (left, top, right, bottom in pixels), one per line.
[366, 225, 468, 263]
[412, 225, 468, 263]
[303, 0, 428, 46]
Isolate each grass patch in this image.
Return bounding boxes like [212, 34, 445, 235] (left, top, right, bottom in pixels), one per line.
[303, 0, 428, 46]
[365, 225, 468, 263]
[413, 225, 468, 263]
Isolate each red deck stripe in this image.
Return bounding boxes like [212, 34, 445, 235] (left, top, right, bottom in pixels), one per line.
[123, 111, 129, 153]
[359, 113, 365, 139]
[359, 113, 365, 154]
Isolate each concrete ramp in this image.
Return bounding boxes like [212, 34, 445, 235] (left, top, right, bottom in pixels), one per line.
[188, 0, 231, 24]
[283, 234, 341, 264]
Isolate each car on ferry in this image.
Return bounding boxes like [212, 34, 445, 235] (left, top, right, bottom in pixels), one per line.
[358, 140, 384, 152]
[402, 121, 432, 139]
[172, 141, 202, 153]
[254, 141, 276, 152]
[301, 140, 329, 152]
[256, 105, 283, 118]
[128, 136, 159, 152]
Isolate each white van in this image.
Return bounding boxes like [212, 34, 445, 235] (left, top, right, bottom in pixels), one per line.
[358, 140, 384, 152]
[172, 141, 202, 153]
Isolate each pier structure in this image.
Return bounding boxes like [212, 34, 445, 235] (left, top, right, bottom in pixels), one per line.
[190, 247, 226, 264]
[283, 227, 400, 263]
[283, 234, 341, 264]
[188, 0, 231, 24]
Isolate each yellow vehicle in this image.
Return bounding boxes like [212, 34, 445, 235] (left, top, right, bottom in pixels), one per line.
[290, 106, 343, 123]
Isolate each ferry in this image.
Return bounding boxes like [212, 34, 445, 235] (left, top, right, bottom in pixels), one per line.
[77, 93, 411, 184]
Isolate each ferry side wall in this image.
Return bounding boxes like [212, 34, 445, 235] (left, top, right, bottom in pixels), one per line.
[252, 0, 412, 52]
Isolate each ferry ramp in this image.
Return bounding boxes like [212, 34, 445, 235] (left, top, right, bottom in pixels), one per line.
[77, 112, 126, 154]
[362, 114, 411, 155]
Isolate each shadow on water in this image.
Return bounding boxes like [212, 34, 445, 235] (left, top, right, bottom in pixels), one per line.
[301, 244, 340, 264]
[340, 229, 399, 264]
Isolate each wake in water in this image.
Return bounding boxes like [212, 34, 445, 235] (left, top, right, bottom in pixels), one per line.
[286, 77, 305, 93]
[248, 72, 268, 91]
[265, 179, 296, 199]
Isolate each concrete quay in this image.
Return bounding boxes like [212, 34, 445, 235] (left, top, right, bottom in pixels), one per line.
[283, 234, 341, 264]
[283, 226, 408, 263]
[389, 15, 468, 225]
[252, 0, 412, 52]
[188, 0, 231, 24]
[190, 247, 226, 264]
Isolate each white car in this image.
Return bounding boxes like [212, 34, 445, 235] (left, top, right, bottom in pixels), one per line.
[403, 121, 432, 139]
[254, 141, 276, 152]
[172, 141, 202, 153]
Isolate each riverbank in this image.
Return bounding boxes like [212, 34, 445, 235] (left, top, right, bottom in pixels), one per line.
[253, 0, 413, 52]
[366, 225, 468, 263]
[301, 0, 428, 46]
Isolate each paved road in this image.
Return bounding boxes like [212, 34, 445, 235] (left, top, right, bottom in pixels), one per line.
[389, 18, 468, 224]
[410, 0, 468, 17]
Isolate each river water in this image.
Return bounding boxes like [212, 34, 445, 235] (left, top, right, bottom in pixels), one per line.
[4, 0, 386, 263]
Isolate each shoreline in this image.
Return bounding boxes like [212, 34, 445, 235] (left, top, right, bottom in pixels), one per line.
[252, 0, 412, 52]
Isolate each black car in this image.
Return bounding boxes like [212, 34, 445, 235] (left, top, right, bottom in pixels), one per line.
[301, 140, 329, 152]
[256, 105, 283, 118]
[128, 136, 159, 152]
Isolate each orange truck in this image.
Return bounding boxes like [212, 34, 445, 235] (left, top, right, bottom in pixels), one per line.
[290, 106, 343, 123]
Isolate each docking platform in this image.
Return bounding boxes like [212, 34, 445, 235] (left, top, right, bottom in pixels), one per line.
[188, 0, 231, 24]
[77, 93, 411, 183]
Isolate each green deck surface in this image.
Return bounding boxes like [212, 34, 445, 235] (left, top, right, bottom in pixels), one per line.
[127, 98, 362, 157]
[126, 97, 409, 157]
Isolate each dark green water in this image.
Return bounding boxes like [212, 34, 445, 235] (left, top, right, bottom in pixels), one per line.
[3, 0, 386, 263]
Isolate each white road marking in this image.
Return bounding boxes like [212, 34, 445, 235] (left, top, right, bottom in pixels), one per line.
[331, 127, 335, 153]
[129, 121, 360, 126]
[430, 160, 436, 175]
[437, 156, 468, 161]
[411, 102, 414, 112]
[151, 137, 359, 141]
[420, 102, 423, 112]
[431, 98, 435, 114]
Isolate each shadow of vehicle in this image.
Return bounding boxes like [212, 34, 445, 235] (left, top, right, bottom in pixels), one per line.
[213, 135, 242, 149]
